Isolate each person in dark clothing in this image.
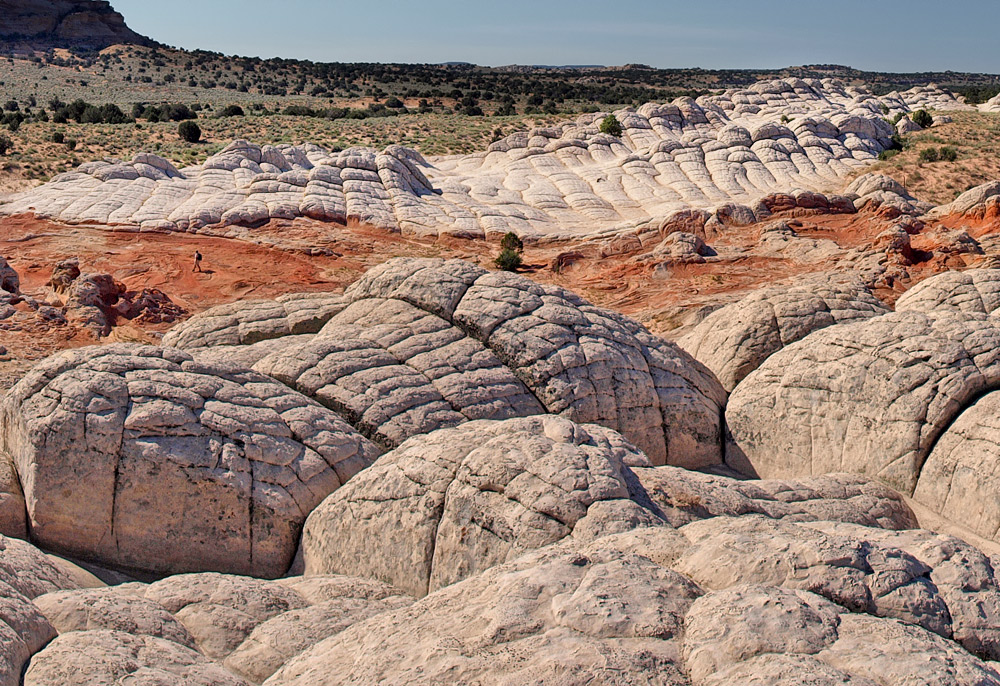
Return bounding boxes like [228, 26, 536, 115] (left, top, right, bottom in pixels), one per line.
[193, 250, 203, 273]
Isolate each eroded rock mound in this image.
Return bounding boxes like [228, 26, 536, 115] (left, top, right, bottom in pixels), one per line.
[270, 522, 1000, 686]
[895, 267, 1000, 315]
[913, 391, 1000, 547]
[726, 309, 1000, 493]
[177, 258, 727, 468]
[162, 293, 348, 351]
[300, 415, 657, 597]
[0, 344, 379, 577]
[678, 276, 888, 391]
[1, 79, 965, 240]
[300, 414, 918, 599]
[0, 0, 154, 49]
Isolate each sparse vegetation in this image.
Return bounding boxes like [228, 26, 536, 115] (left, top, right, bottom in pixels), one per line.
[911, 109, 933, 129]
[599, 114, 623, 137]
[866, 111, 1000, 204]
[500, 231, 524, 253]
[494, 249, 522, 272]
[495, 231, 525, 272]
[178, 120, 201, 143]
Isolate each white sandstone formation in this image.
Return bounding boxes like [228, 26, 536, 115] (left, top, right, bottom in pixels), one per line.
[170, 258, 728, 467]
[678, 275, 889, 391]
[0, 345, 379, 578]
[0, 79, 969, 240]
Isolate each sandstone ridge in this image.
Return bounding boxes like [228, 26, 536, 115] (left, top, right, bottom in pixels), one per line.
[0, 78, 968, 240]
[0, 0, 154, 49]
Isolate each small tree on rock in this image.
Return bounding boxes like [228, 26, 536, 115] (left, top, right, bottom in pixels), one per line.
[495, 231, 524, 272]
[599, 114, 623, 137]
[178, 120, 201, 143]
[500, 231, 523, 254]
[911, 109, 933, 129]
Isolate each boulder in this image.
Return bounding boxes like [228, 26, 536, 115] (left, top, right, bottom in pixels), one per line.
[321, 258, 728, 467]
[895, 268, 1000, 315]
[33, 586, 196, 648]
[0, 344, 379, 578]
[23, 630, 248, 686]
[300, 415, 663, 597]
[143, 572, 308, 660]
[162, 293, 348, 351]
[726, 310, 1000, 494]
[678, 276, 888, 392]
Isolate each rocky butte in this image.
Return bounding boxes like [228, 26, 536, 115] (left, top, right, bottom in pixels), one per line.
[0, 0, 153, 50]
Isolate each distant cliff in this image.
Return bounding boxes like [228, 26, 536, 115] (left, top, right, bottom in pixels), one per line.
[0, 0, 155, 49]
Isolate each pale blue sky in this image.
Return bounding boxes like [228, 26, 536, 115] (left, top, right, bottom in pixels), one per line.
[112, 1, 1000, 72]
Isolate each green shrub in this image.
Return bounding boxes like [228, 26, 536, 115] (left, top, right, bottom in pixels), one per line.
[52, 131, 64, 144]
[911, 109, 933, 128]
[500, 231, 523, 253]
[878, 148, 900, 162]
[178, 120, 201, 143]
[494, 248, 522, 272]
[219, 105, 244, 117]
[65, 138, 77, 150]
[939, 146, 958, 162]
[599, 114, 623, 137]
[0, 135, 11, 155]
[919, 147, 939, 163]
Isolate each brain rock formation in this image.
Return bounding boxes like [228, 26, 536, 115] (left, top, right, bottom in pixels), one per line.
[726, 308, 1000, 493]
[677, 275, 889, 392]
[171, 257, 728, 468]
[0, 79, 969, 240]
[0, 344, 379, 578]
[5, 260, 1000, 682]
[725, 268, 1000, 548]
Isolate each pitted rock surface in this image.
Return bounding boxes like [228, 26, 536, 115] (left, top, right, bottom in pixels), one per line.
[683, 584, 1000, 686]
[33, 586, 196, 649]
[1, 80, 966, 240]
[677, 276, 888, 391]
[23, 630, 248, 686]
[269, 542, 702, 686]
[807, 521, 1000, 660]
[675, 516, 954, 642]
[224, 593, 413, 683]
[300, 415, 660, 597]
[142, 573, 308, 660]
[895, 268, 1000, 315]
[161, 293, 347, 351]
[268, 522, 1000, 686]
[0, 344, 379, 578]
[726, 309, 1000, 494]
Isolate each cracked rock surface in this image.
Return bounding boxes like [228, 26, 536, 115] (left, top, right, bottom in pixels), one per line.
[678, 275, 888, 391]
[178, 257, 728, 468]
[0, 344, 379, 578]
[726, 309, 1000, 494]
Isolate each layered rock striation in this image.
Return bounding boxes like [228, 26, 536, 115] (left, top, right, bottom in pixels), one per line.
[0, 79, 969, 240]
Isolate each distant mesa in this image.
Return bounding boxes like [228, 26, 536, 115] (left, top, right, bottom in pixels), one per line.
[0, 0, 155, 50]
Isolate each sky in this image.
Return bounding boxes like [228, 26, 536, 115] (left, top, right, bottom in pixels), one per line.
[111, 1, 1000, 73]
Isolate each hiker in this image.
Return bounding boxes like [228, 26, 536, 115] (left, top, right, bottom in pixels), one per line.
[193, 250, 203, 273]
